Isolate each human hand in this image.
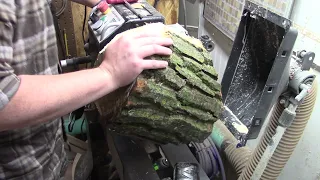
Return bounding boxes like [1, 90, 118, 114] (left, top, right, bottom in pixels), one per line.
[99, 23, 173, 88]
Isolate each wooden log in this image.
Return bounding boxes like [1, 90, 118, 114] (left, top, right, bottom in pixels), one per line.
[95, 29, 223, 144]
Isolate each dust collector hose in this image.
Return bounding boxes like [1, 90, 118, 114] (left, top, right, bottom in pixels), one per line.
[261, 80, 318, 179]
[225, 143, 252, 176]
[239, 80, 318, 180]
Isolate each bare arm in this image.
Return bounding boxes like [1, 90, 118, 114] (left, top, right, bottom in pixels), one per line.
[0, 23, 172, 131]
[70, 0, 100, 7]
[0, 68, 114, 130]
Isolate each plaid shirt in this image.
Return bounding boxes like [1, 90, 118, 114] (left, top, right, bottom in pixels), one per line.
[0, 0, 67, 179]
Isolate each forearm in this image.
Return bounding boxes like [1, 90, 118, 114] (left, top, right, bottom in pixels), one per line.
[0, 68, 116, 131]
[70, 0, 100, 7]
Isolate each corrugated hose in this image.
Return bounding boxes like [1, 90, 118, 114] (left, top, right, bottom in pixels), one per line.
[261, 79, 318, 179]
[224, 143, 252, 176]
[238, 79, 318, 180]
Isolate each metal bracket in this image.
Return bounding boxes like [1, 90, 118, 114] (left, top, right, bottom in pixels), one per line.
[298, 50, 316, 70]
[289, 70, 315, 96]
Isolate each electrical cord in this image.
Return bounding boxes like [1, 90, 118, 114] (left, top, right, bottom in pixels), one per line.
[153, 0, 160, 8]
[197, 142, 209, 174]
[207, 146, 218, 179]
[204, 139, 219, 178]
[209, 148, 219, 179]
[200, 143, 212, 175]
[61, 117, 67, 141]
[68, 112, 76, 132]
[81, 118, 85, 134]
[209, 138, 226, 180]
[202, 141, 216, 179]
[82, 6, 87, 45]
[191, 137, 226, 180]
[56, 0, 67, 16]
[80, 116, 86, 140]
[191, 141, 216, 179]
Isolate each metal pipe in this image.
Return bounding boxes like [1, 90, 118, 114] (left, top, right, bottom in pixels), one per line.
[60, 56, 92, 67]
[211, 120, 238, 150]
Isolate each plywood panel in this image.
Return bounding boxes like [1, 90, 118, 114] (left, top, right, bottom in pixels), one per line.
[146, 0, 179, 24]
[52, 0, 77, 58]
[71, 2, 91, 57]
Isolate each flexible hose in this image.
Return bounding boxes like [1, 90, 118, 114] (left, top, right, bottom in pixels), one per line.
[238, 102, 282, 180]
[261, 81, 318, 179]
[239, 81, 318, 180]
[210, 139, 227, 180]
[224, 143, 252, 176]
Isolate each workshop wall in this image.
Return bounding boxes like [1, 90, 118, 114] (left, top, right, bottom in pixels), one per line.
[290, 0, 320, 65]
[180, 0, 320, 179]
[70, 2, 91, 57]
[52, 0, 78, 58]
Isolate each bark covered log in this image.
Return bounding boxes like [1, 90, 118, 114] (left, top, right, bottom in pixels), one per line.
[94, 29, 223, 144]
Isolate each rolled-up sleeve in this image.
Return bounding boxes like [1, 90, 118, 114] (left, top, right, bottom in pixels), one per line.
[0, 3, 20, 110]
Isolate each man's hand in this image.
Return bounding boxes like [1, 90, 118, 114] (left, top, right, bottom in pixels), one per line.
[99, 23, 173, 88]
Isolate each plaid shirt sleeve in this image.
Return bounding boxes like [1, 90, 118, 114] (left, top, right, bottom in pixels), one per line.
[0, 2, 20, 110]
[0, 1, 67, 179]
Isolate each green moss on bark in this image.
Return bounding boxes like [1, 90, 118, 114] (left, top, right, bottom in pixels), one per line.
[96, 29, 223, 144]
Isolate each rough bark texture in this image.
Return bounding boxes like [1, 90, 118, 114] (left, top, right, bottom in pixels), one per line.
[95, 30, 223, 144]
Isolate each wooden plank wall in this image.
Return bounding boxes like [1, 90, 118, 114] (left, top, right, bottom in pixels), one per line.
[146, 0, 179, 25]
[70, 2, 91, 57]
[52, 0, 78, 59]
